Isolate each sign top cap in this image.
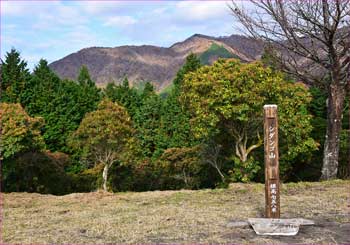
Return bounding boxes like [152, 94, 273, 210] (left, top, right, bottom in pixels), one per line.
[264, 104, 277, 108]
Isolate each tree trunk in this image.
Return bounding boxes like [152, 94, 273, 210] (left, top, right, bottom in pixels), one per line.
[321, 83, 346, 180]
[102, 163, 109, 192]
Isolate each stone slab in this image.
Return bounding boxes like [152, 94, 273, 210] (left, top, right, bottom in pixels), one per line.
[248, 218, 302, 236]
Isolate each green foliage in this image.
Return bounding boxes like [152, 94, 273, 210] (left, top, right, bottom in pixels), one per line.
[0, 48, 31, 103]
[159, 54, 201, 150]
[134, 85, 163, 158]
[0, 103, 45, 160]
[229, 156, 261, 183]
[23, 60, 101, 152]
[173, 53, 201, 89]
[181, 59, 318, 180]
[199, 43, 238, 65]
[105, 78, 141, 117]
[76, 65, 101, 120]
[77, 65, 94, 86]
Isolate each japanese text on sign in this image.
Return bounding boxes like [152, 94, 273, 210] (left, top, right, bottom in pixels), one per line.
[270, 183, 277, 213]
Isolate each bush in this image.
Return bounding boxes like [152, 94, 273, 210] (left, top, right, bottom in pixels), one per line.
[155, 147, 205, 190]
[3, 151, 72, 195]
[69, 164, 104, 192]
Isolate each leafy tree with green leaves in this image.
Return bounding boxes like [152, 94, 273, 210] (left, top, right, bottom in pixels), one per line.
[181, 58, 318, 180]
[0, 48, 31, 103]
[68, 99, 135, 191]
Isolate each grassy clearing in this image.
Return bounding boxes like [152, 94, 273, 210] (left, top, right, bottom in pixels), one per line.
[2, 180, 350, 244]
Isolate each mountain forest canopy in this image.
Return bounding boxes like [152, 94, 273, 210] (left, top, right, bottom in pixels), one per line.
[0, 43, 349, 194]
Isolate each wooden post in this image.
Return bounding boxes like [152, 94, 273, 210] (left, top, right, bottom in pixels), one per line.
[264, 105, 280, 218]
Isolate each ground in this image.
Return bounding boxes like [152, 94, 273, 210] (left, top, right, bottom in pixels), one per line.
[2, 180, 350, 244]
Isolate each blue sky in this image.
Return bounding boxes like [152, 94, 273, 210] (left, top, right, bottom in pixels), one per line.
[1, 0, 247, 70]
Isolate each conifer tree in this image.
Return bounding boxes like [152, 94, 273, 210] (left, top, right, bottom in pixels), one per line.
[160, 54, 201, 149]
[0, 48, 31, 103]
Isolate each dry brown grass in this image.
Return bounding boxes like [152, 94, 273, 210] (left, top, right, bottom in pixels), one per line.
[2, 180, 350, 244]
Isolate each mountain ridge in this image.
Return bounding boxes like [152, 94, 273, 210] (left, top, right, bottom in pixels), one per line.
[49, 33, 264, 90]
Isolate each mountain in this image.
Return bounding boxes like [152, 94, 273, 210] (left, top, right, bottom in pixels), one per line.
[49, 34, 264, 90]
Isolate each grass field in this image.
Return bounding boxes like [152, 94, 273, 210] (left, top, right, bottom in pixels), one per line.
[2, 180, 350, 244]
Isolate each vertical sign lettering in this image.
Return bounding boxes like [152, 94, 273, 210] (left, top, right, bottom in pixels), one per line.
[264, 105, 280, 218]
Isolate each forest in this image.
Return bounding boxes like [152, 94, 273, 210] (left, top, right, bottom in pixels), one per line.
[0, 48, 349, 195]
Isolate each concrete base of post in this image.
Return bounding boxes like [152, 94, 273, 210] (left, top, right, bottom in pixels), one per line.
[247, 218, 315, 236]
[226, 218, 315, 236]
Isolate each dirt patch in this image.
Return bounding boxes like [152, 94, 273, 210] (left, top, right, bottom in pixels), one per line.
[2, 180, 350, 244]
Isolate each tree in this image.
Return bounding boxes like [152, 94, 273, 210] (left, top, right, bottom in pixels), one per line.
[230, 0, 350, 179]
[0, 103, 44, 160]
[134, 83, 163, 158]
[68, 99, 135, 191]
[77, 65, 94, 86]
[23, 60, 101, 152]
[76, 66, 101, 120]
[0, 103, 45, 191]
[0, 48, 30, 103]
[158, 146, 203, 189]
[104, 78, 141, 117]
[173, 53, 202, 90]
[160, 54, 201, 149]
[181, 59, 318, 179]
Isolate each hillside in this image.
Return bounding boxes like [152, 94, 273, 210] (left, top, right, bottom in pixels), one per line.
[3, 180, 350, 244]
[49, 34, 263, 90]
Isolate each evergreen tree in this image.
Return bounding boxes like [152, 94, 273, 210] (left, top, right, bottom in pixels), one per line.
[173, 53, 201, 90]
[134, 83, 163, 158]
[160, 54, 201, 149]
[77, 65, 94, 86]
[0, 48, 31, 103]
[23, 60, 101, 152]
[105, 78, 141, 117]
[76, 66, 101, 120]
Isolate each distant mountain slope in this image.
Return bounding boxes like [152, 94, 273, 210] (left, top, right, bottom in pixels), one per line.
[49, 34, 263, 90]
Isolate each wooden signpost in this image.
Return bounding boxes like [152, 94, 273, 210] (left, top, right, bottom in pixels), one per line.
[245, 105, 314, 236]
[263, 105, 280, 218]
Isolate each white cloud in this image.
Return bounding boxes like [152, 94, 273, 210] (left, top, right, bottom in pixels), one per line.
[174, 1, 231, 22]
[103, 16, 137, 27]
